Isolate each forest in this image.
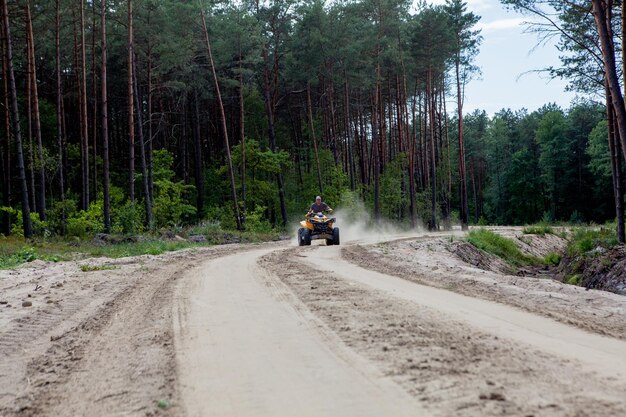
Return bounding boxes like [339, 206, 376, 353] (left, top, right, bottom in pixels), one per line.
[0, 0, 624, 242]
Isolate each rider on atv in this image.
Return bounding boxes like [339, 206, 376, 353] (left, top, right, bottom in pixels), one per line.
[308, 196, 333, 217]
[298, 196, 339, 246]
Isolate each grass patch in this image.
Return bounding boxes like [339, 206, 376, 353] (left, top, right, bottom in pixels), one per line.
[544, 252, 562, 266]
[80, 264, 118, 272]
[567, 274, 582, 286]
[566, 228, 618, 257]
[0, 225, 283, 271]
[0, 239, 63, 269]
[467, 229, 541, 267]
[84, 240, 203, 258]
[522, 224, 554, 235]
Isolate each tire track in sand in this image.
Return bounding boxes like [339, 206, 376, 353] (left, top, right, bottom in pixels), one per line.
[173, 248, 426, 417]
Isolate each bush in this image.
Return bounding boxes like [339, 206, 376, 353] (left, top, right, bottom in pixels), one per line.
[114, 200, 145, 235]
[1, 207, 51, 238]
[152, 149, 196, 228]
[46, 198, 78, 234]
[66, 201, 105, 238]
[245, 205, 272, 233]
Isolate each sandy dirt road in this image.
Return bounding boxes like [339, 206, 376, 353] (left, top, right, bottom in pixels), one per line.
[262, 243, 626, 416]
[2, 231, 626, 416]
[173, 249, 426, 417]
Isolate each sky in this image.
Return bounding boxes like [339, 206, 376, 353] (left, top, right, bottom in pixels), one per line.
[428, 0, 580, 115]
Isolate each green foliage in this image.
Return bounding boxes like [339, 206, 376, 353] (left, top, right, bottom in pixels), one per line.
[114, 201, 145, 235]
[566, 228, 618, 257]
[186, 220, 281, 244]
[152, 150, 197, 228]
[569, 210, 585, 225]
[0, 244, 37, 269]
[410, 6, 456, 75]
[66, 201, 105, 238]
[379, 154, 410, 223]
[84, 240, 201, 258]
[1, 207, 51, 238]
[467, 229, 540, 267]
[522, 224, 554, 235]
[544, 252, 562, 266]
[473, 103, 606, 226]
[0, 0, 617, 243]
[587, 120, 611, 179]
[541, 211, 555, 224]
[244, 205, 273, 233]
[536, 110, 569, 219]
[230, 138, 295, 226]
[14, 246, 37, 263]
[567, 274, 582, 286]
[157, 399, 170, 410]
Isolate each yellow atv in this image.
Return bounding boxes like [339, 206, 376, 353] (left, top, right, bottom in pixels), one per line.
[298, 212, 340, 246]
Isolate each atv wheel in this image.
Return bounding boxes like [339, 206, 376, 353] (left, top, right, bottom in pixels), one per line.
[297, 228, 305, 246]
[332, 227, 340, 245]
[326, 237, 334, 246]
[302, 228, 312, 246]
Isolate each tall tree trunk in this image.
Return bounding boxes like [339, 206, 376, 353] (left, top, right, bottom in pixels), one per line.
[261, 47, 287, 226]
[101, 0, 111, 233]
[239, 55, 246, 224]
[128, 0, 135, 202]
[593, 0, 626, 161]
[407, 74, 417, 227]
[345, 80, 355, 191]
[79, 0, 90, 210]
[428, 70, 437, 231]
[622, 0, 626, 98]
[470, 159, 478, 223]
[442, 82, 452, 230]
[606, 87, 625, 243]
[91, 0, 98, 200]
[1, 0, 32, 238]
[200, 11, 241, 230]
[147, 40, 154, 206]
[456, 52, 469, 230]
[193, 92, 204, 217]
[307, 82, 323, 195]
[132, 55, 154, 229]
[1, 27, 11, 235]
[26, 2, 46, 220]
[26, 39, 35, 211]
[372, 88, 381, 222]
[55, 0, 65, 234]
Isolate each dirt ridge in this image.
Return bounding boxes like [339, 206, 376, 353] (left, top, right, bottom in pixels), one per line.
[342, 238, 626, 340]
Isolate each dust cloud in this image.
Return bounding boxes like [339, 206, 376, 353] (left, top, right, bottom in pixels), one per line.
[291, 198, 425, 246]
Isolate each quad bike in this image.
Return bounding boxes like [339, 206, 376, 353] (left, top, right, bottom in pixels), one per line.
[297, 212, 340, 246]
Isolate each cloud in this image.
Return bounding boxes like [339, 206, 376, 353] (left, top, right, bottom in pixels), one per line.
[476, 17, 526, 32]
